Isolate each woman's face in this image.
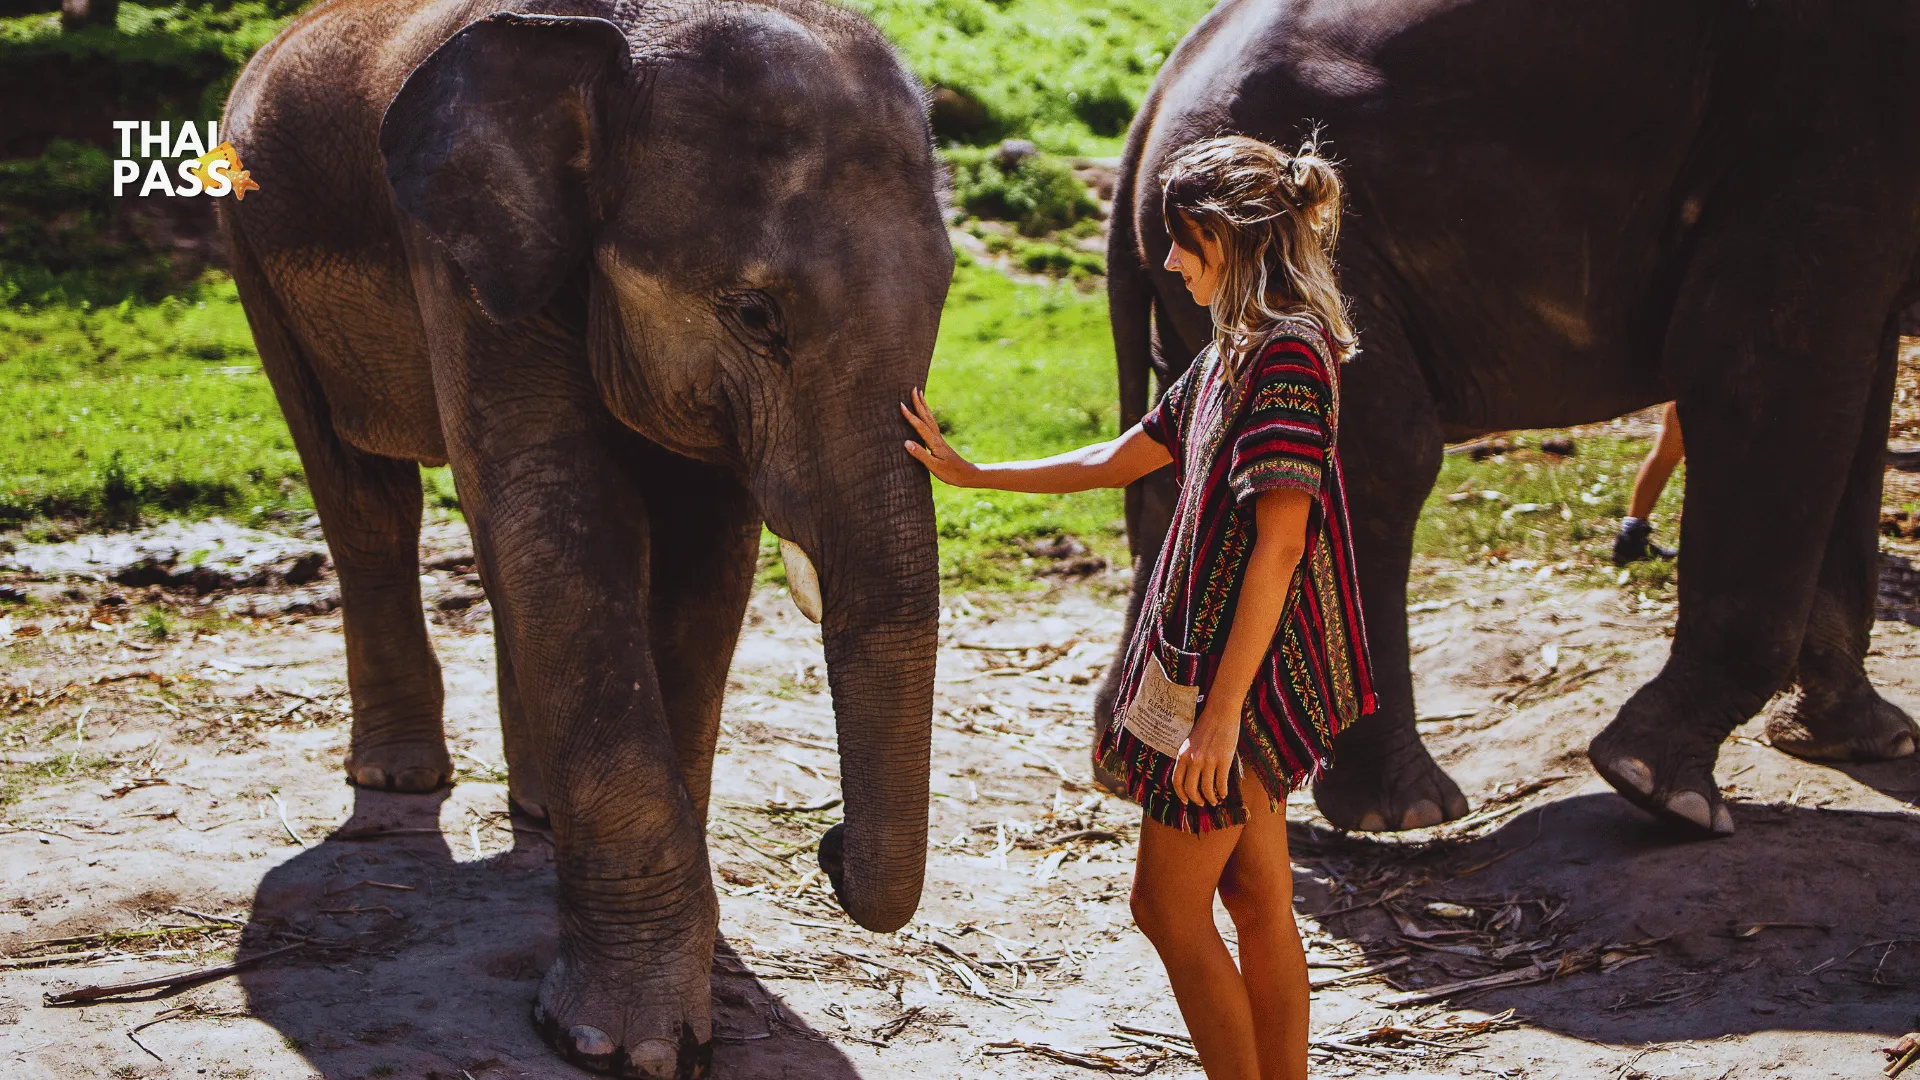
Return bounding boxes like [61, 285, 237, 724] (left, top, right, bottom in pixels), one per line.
[1165, 216, 1226, 307]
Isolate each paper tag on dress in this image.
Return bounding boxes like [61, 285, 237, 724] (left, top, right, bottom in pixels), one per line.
[1121, 653, 1199, 759]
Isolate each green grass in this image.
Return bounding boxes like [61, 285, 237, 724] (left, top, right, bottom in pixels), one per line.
[1, 257, 1125, 588]
[845, 0, 1215, 155]
[921, 254, 1123, 586]
[0, 275, 308, 526]
[1414, 433, 1684, 592]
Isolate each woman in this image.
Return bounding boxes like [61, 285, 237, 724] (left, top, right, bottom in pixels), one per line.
[901, 135, 1375, 1080]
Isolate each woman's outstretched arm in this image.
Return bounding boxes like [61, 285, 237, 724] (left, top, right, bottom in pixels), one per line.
[901, 387, 1173, 493]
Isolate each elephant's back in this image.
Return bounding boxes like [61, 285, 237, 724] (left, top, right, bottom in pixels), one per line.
[1137, 0, 1743, 427]
[222, 0, 497, 237]
[220, 0, 510, 464]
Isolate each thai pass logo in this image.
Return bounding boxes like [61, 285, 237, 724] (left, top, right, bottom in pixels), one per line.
[111, 121, 259, 200]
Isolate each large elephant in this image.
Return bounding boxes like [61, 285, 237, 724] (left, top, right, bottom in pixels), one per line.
[217, 1, 951, 1075]
[1102, 0, 1920, 838]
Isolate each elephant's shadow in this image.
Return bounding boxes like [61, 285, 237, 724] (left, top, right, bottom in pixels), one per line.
[234, 789, 864, 1080]
[1292, 774, 1920, 1048]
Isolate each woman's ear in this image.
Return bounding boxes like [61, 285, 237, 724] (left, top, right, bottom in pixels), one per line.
[380, 13, 629, 324]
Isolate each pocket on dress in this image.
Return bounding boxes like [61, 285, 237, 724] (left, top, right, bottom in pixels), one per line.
[1120, 652, 1199, 759]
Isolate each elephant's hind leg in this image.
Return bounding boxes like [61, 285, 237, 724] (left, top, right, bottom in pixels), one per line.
[634, 442, 760, 823]
[1766, 316, 1920, 762]
[231, 250, 450, 793]
[1588, 53, 1920, 836]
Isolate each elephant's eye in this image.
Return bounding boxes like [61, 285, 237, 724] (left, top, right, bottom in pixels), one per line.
[719, 290, 788, 364]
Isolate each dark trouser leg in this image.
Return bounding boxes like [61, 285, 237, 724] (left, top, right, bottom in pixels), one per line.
[1766, 316, 1920, 761]
[1306, 313, 1465, 831]
[632, 442, 760, 822]
[235, 252, 447, 793]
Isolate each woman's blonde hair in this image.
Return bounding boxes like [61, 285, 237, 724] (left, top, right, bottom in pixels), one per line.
[1160, 134, 1358, 378]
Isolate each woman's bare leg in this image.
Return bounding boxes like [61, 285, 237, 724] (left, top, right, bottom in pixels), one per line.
[1132, 814, 1258, 1079]
[1628, 401, 1685, 520]
[1218, 775, 1310, 1080]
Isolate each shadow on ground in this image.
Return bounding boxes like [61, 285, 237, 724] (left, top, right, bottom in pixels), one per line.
[236, 789, 863, 1080]
[1293, 775, 1920, 1047]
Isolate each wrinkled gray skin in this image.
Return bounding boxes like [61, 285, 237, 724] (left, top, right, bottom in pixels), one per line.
[218, 1, 950, 1075]
[1100, 0, 1920, 839]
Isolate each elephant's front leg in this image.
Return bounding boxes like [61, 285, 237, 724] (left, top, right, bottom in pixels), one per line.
[1307, 311, 1466, 831]
[1764, 315, 1920, 763]
[440, 351, 717, 1080]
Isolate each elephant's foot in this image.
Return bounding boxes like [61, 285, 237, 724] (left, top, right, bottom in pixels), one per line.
[344, 740, 451, 793]
[1588, 698, 1734, 839]
[533, 948, 712, 1079]
[1762, 680, 1919, 763]
[1311, 725, 1469, 831]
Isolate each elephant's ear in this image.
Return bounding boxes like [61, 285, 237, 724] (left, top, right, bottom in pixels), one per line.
[380, 12, 629, 324]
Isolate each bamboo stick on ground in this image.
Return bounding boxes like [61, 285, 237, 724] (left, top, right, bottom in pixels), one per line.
[43, 941, 307, 1005]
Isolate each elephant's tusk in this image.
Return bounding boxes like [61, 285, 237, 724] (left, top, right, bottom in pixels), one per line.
[779, 539, 823, 623]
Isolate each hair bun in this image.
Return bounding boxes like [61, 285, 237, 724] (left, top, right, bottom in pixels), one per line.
[1284, 140, 1342, 235]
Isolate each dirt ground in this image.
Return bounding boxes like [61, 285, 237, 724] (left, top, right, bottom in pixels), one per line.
[2, 518, 1918, 1080]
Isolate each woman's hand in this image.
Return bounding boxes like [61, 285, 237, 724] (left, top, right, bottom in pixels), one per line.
[1172, 692, 1243, 806]
[901, 388, 980, 488]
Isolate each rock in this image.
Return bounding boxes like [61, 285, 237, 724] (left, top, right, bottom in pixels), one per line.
[433, 590, 487, 612]
[1539, 435, 1576, 457]
[2, 519, 330, 594]
[220, 588, 340, 617]
[1468, 438, 1513, 461]
[60, 0, 117, 31]
[928, 86, 990, 139]
[1072, 157, 1121, 202]
[1023, 535, 1089, 560]
[994, 138, 1039, 170]
[1043, 556, 1109, 578]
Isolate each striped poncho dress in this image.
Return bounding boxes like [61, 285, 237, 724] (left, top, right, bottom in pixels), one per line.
[1096, 319, 1377, 833]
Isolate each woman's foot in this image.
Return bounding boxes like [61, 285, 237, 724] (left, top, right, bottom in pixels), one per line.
[1612, 517, 1676, 566]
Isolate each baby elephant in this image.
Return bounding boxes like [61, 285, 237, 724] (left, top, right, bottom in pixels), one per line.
[219, 1, 953, 1075]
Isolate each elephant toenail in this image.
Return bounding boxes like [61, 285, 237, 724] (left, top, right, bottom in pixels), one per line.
[353, 765, 388, 788]
[1711, 803, 1734, 836]
[629, 1038, 679, 1073]
[1355, 811, 1388, 831]
[570, 1025, 615, 1057]
[1610, 757, 1654, 795]
[1894, 733, 1916, 758]
[1400, 800, 1443, 829]
[394, 766, 441, 791]
[1664, 790, 1712, 831]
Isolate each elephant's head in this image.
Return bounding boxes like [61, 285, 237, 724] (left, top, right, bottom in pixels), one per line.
[379, 7, 950, 933]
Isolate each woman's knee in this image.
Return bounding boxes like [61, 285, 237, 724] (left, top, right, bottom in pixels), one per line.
[1131, 881, 1208, 945]
[1217, 864, 1294, 930]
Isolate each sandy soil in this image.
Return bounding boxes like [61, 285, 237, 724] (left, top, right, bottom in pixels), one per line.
[2, 522, 1917, 1080]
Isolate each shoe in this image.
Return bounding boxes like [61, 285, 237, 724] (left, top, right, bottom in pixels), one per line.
[1613, 518, 1652, 566]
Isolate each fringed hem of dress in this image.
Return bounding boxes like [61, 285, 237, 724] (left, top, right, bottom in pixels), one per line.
[1095, 716, 1338, 833]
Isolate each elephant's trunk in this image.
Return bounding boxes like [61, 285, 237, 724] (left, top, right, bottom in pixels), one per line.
[805, 445, 938, 932]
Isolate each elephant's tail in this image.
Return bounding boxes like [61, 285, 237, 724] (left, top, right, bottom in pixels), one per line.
[1109, 122, 1156, 558]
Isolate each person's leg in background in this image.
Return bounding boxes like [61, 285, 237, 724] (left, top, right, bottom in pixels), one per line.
[1615, 401, 1684, 565]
